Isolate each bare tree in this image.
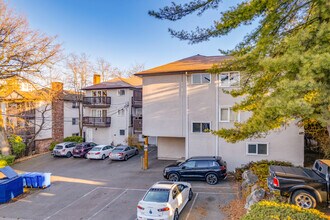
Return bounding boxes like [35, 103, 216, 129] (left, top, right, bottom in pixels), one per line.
[124, 63, 145, 77]
[0, 0, 60, 155]
[66, 53, 93, 136]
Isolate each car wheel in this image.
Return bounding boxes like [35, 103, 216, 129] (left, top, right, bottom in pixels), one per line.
[124, 155, 128, 161]
[206, 173, 218, 185]
[173, 209, 179, 220]
[102, 154, 105, 160]
[188, 189, 193, 201]
[291, 190, 317, 209]
[135, 150, 139, 155]
[168, 173, 180, 182]
[66, 152, 72, 158]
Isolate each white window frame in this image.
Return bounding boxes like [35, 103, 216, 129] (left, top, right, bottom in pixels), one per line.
[246, 142, 269, 156]
[219, 106, 240, 122]
[219, 71, 240, 87]
[191, 122, 211, 133]
[117, 89, 126, 96]
[72, 118, 79, 125]
[191, 73, 211, 85]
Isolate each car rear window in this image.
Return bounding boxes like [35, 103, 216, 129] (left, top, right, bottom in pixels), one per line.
[143, 189, 169, 203]
[113, 148, 124, 153]
[54, 145, 63, 150]
[90, 147, 101, 151]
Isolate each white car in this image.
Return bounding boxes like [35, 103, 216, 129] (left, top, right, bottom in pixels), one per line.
[137, 181, 193, 220]
[52, 142, 76, 158]
[87, 145, 114, 160]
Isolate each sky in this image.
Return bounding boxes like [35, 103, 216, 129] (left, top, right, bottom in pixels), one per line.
[7, 0, 254, 71]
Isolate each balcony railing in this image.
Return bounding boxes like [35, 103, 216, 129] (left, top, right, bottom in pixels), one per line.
[83, 97, 111, 108]
[7, 127, 35, 137]
[133, 118, 142, 134]
[131, 97, 142, 107]
[83, 117, 111, 127]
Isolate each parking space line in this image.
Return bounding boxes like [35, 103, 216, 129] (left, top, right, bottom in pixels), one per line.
[44, 187, 100, 220]
[97, 186, 147, 192]
[197, 191, 238, 195]
[185, 192, 198, 220]
[87, 189, 128, 220]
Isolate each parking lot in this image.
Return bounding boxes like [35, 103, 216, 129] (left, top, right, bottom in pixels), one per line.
[0, 148, 238, 220]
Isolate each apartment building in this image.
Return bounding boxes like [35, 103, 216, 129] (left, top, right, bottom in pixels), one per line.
[136, 55, 304, 170]
[0, 76, 81, 153]
[81, 75, 144, 145]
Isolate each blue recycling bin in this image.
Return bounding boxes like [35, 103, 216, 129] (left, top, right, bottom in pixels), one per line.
[21, 172, 50, 188]
[0, 166, 23, 203]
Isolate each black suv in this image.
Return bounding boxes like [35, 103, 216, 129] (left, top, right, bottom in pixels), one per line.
[163, 156, 227, 185]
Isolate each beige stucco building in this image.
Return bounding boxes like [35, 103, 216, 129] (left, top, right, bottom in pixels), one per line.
[136, 55, 304, 171]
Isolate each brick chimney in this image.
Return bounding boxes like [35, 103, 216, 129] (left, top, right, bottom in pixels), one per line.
[93, 74, 101, 84]
[51, 82, 64, 142]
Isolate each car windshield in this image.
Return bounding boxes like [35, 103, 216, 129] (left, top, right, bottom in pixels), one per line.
[112, 148, 124, 153]
[90, 147, 101, 151]
[54, 145, 63, 150]
[143, 189, 169, 203]
[75, 145, 83, 149]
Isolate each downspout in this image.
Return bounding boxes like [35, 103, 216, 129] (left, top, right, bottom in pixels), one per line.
[185, 72, 189, 159]
[215, 74, 219, 157]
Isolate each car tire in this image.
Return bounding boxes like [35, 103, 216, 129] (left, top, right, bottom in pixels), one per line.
[291, 190, 317, 209]
[168, 173, 180, 182]
[188, 189, 193, 201]
[66, 152, 72, 158]
[206, 173, 218, 185]
[124, 155, 128, 161]
[173, 209, 179, 220]
[102, 154, 105, 160]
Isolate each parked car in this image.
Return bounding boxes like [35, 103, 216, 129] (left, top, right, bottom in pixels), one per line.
[268, 159, 330, 209]
[137, 181, 193, 220]
[72, 142, 97, 158]
[109, 146, 139, 161]
[87, 145, 114, 160]
[163, 156, 227, 185]
[52, 142, 76, 158]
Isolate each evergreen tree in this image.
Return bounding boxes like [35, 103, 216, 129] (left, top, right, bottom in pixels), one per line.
[149, 0, 330, 156]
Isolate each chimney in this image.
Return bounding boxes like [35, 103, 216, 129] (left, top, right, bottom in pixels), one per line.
[93, 74, 101, 84]
[51, 82, 63, 92]
[51, 82, 64, 142]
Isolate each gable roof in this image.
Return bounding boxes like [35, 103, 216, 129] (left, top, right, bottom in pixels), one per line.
[135, 54, 231, 76]
[81, 76, 142, 90]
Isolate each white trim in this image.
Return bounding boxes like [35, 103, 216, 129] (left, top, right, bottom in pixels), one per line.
[246, 142, 269, 156]
[219, 106, 240, 123]
[190, 73, 211, 85]
[191, 121, 212, 133]
[219, 71, 240, 87]
[215, 74, 219, 157]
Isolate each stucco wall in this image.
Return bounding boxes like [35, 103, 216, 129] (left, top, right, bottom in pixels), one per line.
[35, 101, 52, 140]
[158, 137, 185, 160]
[63, 101, 80, 137]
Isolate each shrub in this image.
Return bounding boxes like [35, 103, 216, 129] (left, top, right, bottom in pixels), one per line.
[49, 141, 59, 151]
[63, 136, 83, 143]
[242, 201, 328, 220]
[8, 135, 26, 157]
[0, 155, 16, 167]
[235, 160, 293, 191]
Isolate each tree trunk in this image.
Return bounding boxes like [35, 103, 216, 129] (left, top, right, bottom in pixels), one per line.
[0, 107, 10, 155]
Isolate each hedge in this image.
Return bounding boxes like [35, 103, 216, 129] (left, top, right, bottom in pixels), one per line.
[63, 136, 83, 143]
[242, 201, 329, 220]
[0, 155, 16, 168]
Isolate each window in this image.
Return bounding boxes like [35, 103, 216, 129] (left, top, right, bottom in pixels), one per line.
[246, 143, 268, 155]
[72, 101, 79, 108]
[119, 129, 125, 136]
[220, 107, 239, 122]
[72, 118, 79, 125]
[117, 89, 125, 96]
[196, 160, 210, 168]
[220, 72, 240, 87]
[192, 122, 210, 133]
[72, 133, 79, 136]
[191, 73, 211, 84]
[182, 161, 196, 168]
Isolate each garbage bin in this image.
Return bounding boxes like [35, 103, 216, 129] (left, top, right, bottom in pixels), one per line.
[0, 166, 23, 203]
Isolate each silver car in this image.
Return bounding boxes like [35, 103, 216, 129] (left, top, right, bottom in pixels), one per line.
[109, 146, 139, 161]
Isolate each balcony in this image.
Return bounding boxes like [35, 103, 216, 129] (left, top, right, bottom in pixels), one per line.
[83, 117, 111, 127]
[7, 127, 35, 137]
[83, 97, 111, 108]
[133, 118, 142, 134]
[131, 97, 142, 108]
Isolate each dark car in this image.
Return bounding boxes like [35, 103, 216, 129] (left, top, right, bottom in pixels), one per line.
[268, 159, 330, 209]
[163, 156, 227, 185]
[72, 142, 97, 158]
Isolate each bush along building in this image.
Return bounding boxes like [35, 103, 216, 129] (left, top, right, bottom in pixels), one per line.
[135, 55, 304, 171]
[0, 76, 81, 154]
[81, 74, 146, 146]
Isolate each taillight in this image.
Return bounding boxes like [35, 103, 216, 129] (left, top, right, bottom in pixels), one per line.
[137, 205, 144, 210]
[158, 207, 170, 212]
[95, 152, 100, 155]
[109, 152, 112, 156]
[220, 165, 226, 171]
[273, 177, 280, 187]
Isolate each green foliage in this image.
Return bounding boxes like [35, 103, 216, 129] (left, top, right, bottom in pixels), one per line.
[242, 201, 328, 220]
[63, 136, 83, 143]
[235, 160, 293, 191]
[8, 135, 26, 156]
[151, 0, 330, 156]
[0, 155, 16, 167]
[49, 141, 59, 151]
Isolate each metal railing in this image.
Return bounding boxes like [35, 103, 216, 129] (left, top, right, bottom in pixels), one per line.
[82, 117, 111, 127]
[83, 97, 111, 107]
